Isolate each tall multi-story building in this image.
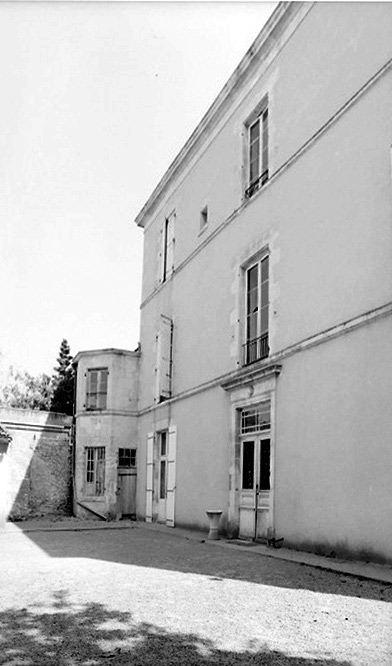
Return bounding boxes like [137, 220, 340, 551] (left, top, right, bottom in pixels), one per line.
[74, 2, 392, 563]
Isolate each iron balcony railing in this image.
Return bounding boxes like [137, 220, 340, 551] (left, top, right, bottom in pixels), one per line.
[245, 169, 269, 199]
[243, 333, 269, 366]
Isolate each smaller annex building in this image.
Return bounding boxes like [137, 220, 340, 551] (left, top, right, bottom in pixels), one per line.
[72, 348, 139, 520]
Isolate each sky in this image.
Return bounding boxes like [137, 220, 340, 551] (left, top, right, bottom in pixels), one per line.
[0, 1, 276, 377]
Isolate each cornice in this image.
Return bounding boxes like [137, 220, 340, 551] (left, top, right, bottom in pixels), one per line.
[221, 363, 282, 392]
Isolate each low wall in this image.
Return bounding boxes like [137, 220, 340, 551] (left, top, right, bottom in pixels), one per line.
[0, 408, 72, 521]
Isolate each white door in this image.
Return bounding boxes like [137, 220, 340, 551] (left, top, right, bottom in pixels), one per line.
[239, 434, 271, 540]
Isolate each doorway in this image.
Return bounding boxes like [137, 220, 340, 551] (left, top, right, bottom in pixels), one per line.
[117, 448, 137, 519]
[238, 402, 272, 541]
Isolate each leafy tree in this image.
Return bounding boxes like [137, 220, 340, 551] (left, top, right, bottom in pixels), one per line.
[49, 339, 75, 415]
[0, 368, 52, 411]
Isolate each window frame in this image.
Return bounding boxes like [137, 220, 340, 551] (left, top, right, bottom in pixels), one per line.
[162, 211, 175, 283]
[85, 446, 106, 496]
[118, 448, 137, 468]
[86, 367, 108, 411]
[244, 97, 269, 199]
[243, 252, 269, 365]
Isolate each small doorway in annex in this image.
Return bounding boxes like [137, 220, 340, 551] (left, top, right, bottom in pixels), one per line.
[239, 402, 273, 541]
[117, 447, 137, 519]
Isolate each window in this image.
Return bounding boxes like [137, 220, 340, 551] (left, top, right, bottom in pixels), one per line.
[162, 211, 175, 282]
[118, 448, 136, 468]
[200, 206, 208, 232]
[85, 447, 105, 495]
[155, 315, 173, 402]
[159, 432, 167, 499]
[245, 105, 269, 198]
[243, 254, 269, 365]
[86, 368, 108, 410]
[241, 403, 271, 434]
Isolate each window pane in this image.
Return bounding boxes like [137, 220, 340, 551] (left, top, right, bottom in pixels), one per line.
[247, 264, 258, 290]
[160, 432, 167, 456]
[261, 256, 269, 282]
[130, 449, 136, 467]
[242, 441, 254, 490]
[262, 109, 269, 173]
[259, 439, 270, 490]
[260, 305, 269, 334]
[247, 312, 258, 341]
[261, 281, 269, 308]
[160, 460, 166, 499]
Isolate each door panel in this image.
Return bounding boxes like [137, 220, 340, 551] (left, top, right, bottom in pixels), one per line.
[117, 471, 136, 517]
[239, 435, 272, 540]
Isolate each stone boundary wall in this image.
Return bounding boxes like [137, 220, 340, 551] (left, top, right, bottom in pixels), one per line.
[0, 408, 72, 521]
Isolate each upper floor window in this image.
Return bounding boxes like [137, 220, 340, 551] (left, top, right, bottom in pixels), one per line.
[162, 211, 175, 282]
[86, 368, 108, 410]
[243, 254, 269, 365]
[245, 104, 269, 199]
[199, 206, 208, 233]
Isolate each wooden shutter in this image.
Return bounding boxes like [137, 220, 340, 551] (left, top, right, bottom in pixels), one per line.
[155, 315, 173, 402]
[146, 433, 154, 523]
[166, 425, 177, 527]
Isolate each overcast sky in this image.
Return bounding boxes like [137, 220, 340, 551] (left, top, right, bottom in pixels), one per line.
[0, 1, 276, 377]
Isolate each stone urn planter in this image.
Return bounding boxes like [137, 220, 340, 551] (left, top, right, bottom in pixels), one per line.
[206, 510, 222, 540]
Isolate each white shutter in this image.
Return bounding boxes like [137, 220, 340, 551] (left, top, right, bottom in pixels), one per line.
[154, 332, 161, 403]
[166, 213, 175, 278]
[159, 315, 173, 400]
[146, 432, 154, 523]
[166, 425, 177, 527]
[157, 225, 164, 284]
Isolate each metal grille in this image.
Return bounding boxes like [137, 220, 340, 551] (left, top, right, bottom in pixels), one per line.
[241, 403, 270, 434]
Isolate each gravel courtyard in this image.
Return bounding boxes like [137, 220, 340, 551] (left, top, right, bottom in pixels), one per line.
[0, 523, 391, 666]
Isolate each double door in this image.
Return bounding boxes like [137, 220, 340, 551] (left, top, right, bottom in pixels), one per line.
[239, 434, 271, 540]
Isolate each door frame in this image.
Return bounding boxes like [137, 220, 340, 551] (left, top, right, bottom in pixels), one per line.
[239, 430, 272, 540]
[222, 364, 280, 540]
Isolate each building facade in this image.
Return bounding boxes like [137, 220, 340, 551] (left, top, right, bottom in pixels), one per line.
[73, 349, 139, 520]
[73, 2, 392, 563]
[133, 2, 392, 562]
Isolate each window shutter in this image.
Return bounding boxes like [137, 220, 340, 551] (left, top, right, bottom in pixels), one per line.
[158, 225, 164, 284]
[166, 425, 177, 527]
[146, 433, 154, 523]
[155, 332, 161, 403]
[158, 315, 173, 401]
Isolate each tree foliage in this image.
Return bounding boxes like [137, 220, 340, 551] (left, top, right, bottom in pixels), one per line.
[0, 369, 52, 411]
[49, 339, 75, 415]
[0, 339, 75, 415]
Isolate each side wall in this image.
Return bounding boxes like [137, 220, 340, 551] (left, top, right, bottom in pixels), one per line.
[0, 409, 72, 521]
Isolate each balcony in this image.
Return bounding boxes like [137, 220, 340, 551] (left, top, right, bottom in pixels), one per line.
[245, 169, 269, 199]
[242, 333, 269, 366]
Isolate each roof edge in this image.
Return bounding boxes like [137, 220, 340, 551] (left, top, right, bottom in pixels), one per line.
[73, 347, 140, 365]
[134, 2, 302, 229]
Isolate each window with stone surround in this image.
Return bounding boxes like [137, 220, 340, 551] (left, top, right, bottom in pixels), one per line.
[86, 368, 108, 410]
[85, 446, 105, 495]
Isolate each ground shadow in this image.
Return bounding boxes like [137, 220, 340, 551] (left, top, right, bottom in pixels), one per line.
[12, 526, 392, 603]
[0, 590, 352, 666]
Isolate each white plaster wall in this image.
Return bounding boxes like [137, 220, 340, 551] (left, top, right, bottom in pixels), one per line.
[136, 386, 230, 532]
[75, 351, 140, 413]
[274, 315, 392, 562]
[138, 67, 392, 407]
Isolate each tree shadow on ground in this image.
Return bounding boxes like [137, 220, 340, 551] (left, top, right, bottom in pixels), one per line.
[0, 590, 352, 666]
[16, 526, 392, 604]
